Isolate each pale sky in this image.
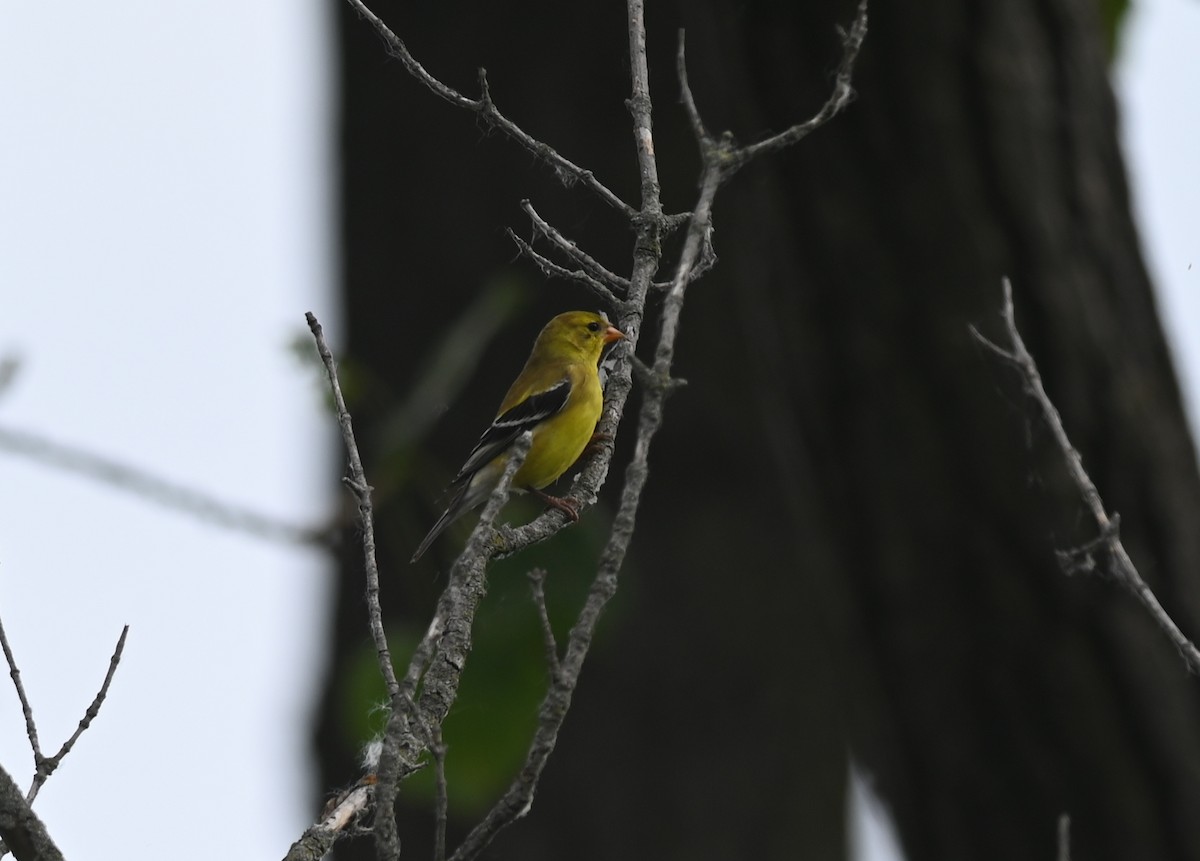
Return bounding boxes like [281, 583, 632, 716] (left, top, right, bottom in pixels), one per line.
[0, 2, 1196, 860]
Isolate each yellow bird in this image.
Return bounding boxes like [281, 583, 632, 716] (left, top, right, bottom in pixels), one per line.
[412, 310, 626, 562]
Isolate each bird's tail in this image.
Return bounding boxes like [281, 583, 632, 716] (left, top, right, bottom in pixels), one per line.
[411, 493, 462, 563]
[411, 478, 488, 563]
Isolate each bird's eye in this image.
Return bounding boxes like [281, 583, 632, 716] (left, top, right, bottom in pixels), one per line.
[586, 321, 602, 332]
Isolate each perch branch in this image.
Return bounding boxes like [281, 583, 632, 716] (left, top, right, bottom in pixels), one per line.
[374, 433, 532, 860]
[282, 779, 374, 861]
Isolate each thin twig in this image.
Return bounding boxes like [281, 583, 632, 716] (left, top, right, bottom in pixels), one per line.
[0, 616, 128, 811]
[625, 0, 663, 224]
[0, 620, 127, 859]
[676, 30, 710, 145]
[0, 616, 43, 768]
[527, 569, 560, 677]
[306, 312, 400, 700]
[28, 626, 129, 804]
[506, 230, 622, 309]
[970, 278, 1200, 675]
[731, 0, 869, 172]
[432, 723, 449, 861]
[303, 309, 406, 861]
[520, 200, 631, 296]
[0, 425, 327, 548]
[343, 0, 635, 218]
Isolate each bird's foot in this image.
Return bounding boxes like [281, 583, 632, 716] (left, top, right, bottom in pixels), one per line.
[530, 488, 580, 522]
[582, 431, 614, 459]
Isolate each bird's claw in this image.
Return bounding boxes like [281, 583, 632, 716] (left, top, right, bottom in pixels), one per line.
[582, 431, 614, 459]
[531, 488, 581, 522]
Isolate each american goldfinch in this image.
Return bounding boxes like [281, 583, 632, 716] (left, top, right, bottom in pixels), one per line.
[411, 310, 626, 562]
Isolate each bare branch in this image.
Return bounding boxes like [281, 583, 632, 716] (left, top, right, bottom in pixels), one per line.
[306, 312, 400, 700]
[676, 30, 711, 145]
[731, 0, 869, 171]
[374, 433, 533, 859]
[282, 780, 374, 861]
[520, 200, 631, 296]
[527, 569, 561, 677]
[343, 0, 472, 109]
[0, 425, 327, 548]
[625, 0, 663, 223]
[28, 626, 129, 805]
[342, 0, 635, 217]
[0, 765, 62, 861]
[0, 617, 43, 770]
[0, 614, 128, 813]
[506, 229, 622, 310]
[971, 278, 1200, 675]
[431, 724, 449, 861]
[0, 618, 126, 859]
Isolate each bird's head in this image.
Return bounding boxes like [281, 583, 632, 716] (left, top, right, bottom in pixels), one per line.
[533, 310, 625, 364]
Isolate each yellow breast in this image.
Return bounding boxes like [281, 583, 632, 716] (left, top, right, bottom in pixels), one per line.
[510, 365, 602, 490]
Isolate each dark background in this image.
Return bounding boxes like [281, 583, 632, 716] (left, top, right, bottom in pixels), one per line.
[315, 1, 1200, 858]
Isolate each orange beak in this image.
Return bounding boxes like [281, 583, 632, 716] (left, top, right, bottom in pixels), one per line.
[603, 325, 626, 344]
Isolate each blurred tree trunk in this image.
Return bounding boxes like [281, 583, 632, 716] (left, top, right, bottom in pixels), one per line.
[316, 0, 1200, 859]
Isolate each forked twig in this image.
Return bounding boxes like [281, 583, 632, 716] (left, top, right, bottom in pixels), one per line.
[0, 617, 127, 860]
[29, 626, 129, 804]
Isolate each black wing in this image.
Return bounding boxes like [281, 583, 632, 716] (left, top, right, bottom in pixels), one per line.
[451, 378, 571, 484]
